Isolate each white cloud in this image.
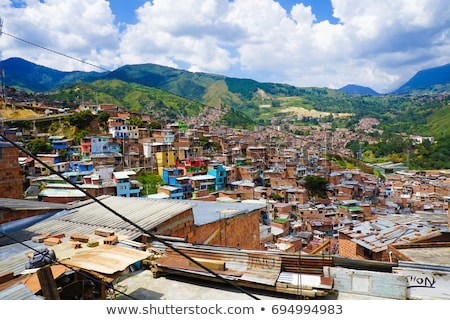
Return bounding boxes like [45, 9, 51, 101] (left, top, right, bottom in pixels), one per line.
[0, 0, 120, 71]
[1, 0, 450, 93]
[119, 0, 236, 71]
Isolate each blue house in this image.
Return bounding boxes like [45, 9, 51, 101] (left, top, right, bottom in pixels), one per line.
[113, 171, 141, 197]
[158, 185, 183, 199]
[50, 136, 73, 154]
[69, 161, 94, 173]
[207, 162, 227, 191]
[162, 167, 185, 185]
[63, 161, 94, 183]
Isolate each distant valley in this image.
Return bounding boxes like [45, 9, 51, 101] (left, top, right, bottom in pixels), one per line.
[1, 57, 450, 140]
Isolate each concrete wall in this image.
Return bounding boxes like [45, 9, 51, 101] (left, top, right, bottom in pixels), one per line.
[393, 267, 450, 300]
[325, 266, 407, 299]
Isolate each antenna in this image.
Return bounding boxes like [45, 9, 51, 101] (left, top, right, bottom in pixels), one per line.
[0, 17, 3, 35]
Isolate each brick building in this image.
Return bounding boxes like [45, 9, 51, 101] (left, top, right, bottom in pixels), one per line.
[190, 200, 265, 250]
[338, 217, 444, 262]
[1, 196, 265, 251]
[0, 198, 68, 225]
[0, 132, 23, 199]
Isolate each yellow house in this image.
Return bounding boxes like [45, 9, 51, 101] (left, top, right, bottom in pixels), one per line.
[156, 150, 178, 176]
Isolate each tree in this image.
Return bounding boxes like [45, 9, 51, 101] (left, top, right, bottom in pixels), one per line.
[73, 130, 89, 145]
[68, 110, 95, 129]
[97, 111, 110, 125]
[137, 172, 164, 195]
[58, 149, 68, 162]
[147, 120, 162, 133]
[271, 193, 283, 202]
[129, 116, 143, 127]
[304, 175, 328, 200]
[26, 139, 52, 155]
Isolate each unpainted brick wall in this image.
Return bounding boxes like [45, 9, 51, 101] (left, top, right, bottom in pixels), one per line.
[337, 233, 359, 259]
[0, 145, 23, 199]
[193, 212, 261, 250]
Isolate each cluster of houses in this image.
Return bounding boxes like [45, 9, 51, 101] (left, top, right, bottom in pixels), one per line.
[0, 102, 449, 300]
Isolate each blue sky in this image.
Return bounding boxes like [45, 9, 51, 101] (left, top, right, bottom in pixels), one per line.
[109, 1, 338, 25]
[1, 0, 450, 93]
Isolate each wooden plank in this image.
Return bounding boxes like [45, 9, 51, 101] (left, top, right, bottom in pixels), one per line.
[189, 258, 226, 271]
[0, 272, 14, 284]
[37, 266, 60, 300]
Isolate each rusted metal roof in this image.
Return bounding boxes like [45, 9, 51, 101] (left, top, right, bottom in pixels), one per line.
[156, 245, 281, 286]
[153, 242, 334, 295]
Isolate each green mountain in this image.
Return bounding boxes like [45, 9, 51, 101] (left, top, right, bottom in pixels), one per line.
[393, 63, 450, 94]
[0, 57, 103, 92]
[1, 57, 450, 139]
[338, 84, 380, 96]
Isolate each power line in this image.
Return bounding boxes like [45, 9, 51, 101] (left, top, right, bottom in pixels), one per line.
[0, 28, 318, 300]
[0, 229, 136, 300]
[0, 131, 261, 300]
[1, 30, 111, 73]
[0, 28, 263, 300]
[1, 28, 309, 145]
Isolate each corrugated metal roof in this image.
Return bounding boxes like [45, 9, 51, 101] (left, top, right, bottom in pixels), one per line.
[0, 245, 36, 276]
[277, 272, 333, 290]
[152, 242, 334, 295]
[185, 200, 266, 226]
[21, 196, 194, 240]
[189, 174, 216, 181]
[0, 231, 149, 278]
[0, 283, 43, 300]
[343, 219, 443, 253]
[155, 243, 281, 286]
[113, 171, 131, 179]
[38, 188, 86, 197]
[0, 198, 68, 211]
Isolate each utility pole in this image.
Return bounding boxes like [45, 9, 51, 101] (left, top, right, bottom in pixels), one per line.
[0, 17, 4, 130]
[406, 149, 410, 170]
[359, 141, 362, 161]
[0, 67, 4, 130]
